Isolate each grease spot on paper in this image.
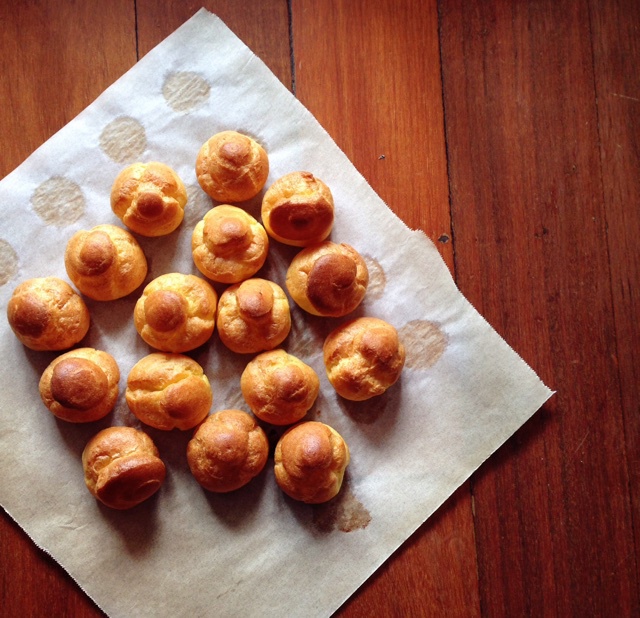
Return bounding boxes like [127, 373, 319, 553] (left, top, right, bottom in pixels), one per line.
[163, 72, 211, 112]
[312, 485, 372, 533]
[31, 176, 85, 225]
[100, 116, 147, 163]
[0, 239, 19, 285]
[399, 319, 448, 369]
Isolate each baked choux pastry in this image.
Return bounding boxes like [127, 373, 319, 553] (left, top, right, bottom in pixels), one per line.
[126, 353, 212, 431]
[195, 130, 269, 203]
[261, 171, 334, 246]
[134, 273, 217, 353]
[286, 241, 369, 317]
[191, 205, 269, 283]
[39, 348, 119, 423]
[110, 161, 187, 237]
[323, 317, 405, 401]
[82, 427, 166, 510]
[274, 421, 350, 504]
[216, 278, 291, 354]
[64, 224, 147, 301]
[7, 277, 90, 351]
[241, 349, 319, 425]
[186, 409, 268, 493]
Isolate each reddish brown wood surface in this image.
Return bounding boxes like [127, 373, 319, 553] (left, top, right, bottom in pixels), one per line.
[0, 1, 638, 616]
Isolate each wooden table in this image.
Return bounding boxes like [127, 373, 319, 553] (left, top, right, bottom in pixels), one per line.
[1, 1, 638, 615]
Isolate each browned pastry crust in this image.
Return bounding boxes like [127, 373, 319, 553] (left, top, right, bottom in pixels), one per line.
[240, 349, 319, 425]
[82, 426, 166, 510]
[261, 171, 334, 247]
[39, 348, 120, 423]
[195, 131, 269, 203]
[285, 241, 369, 317]
[134, 273, 217, 353]
[274, 421, 350, 504]
[191, 205, 269, 283]
[126, 353, 212, 431]
[216, 278, 291, 354]
[6, 277, 90, 351]
[64, 224, 148, 301]
[110, 161, 188, 237]
[323, 317, 406, 401]
[186, 409, 268, 492]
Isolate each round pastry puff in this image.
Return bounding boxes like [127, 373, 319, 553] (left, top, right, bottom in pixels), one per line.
[39, 348, 120, 423]
[64, 224, 148, 301]
[186, 409, 268, 493]
[110, 161, 187, 237]
[274, 421, 350, 504]
[7, 277, 90, 351]
[134, 273, 217, 353]
[195, 130, 269, 203]
[323, 317, 406, 401]
[82, 426, 166, 510]
[261, 171, 334, 247]
[216, 278, 291, 354]
[240, 349, 319, 425]
[285, 241, 369, 317]
[126, 353, 212, 431]
[191, 205, 269, 284]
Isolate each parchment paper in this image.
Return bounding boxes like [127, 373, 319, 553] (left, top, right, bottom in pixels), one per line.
[0, 9, 553, 617]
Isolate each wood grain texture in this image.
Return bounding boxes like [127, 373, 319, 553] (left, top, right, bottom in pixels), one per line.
[0, 2, 134, 616]
[439, 0, 639, 615]
[590, 0, 640, 589]
[1, 0, 639, 616]
[291, 1, 475, 615]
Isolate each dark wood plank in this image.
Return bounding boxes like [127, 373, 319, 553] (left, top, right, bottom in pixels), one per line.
[589, 0, 640, 588]
[439, 0, 638, 615]
[135, 0, 292, 89]
[291, 0, 454, 271]
[0, 2, 136, 616]
[291, 1, 478, 616]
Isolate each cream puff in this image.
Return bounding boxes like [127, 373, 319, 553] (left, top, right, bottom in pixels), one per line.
[191, 205, 269, 283]
[64, 224, 147, 300]
[110, 161, 187, 237]
[286, 241, 369, 317]
[82, 426, 166, 510]
[186, 409, 268, 492]
[216, 278, 291, 354]
[195, 131, 269, 203]
[323, 317, 405, 401]
[274, 421, 350, 504]
[133, 273, 217, 353]
[240, 349, 319, 425]
[126, 353, 212, 431]
[39, 348, 119, 423]
[7, 277, 90, 351]
[261, 171, 334, 246]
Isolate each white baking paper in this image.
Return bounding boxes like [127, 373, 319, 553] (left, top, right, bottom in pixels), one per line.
[0, 9, 553, 618]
